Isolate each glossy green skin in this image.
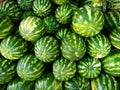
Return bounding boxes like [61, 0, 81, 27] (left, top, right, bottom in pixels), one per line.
[104, 10, 120, 31]
[0, 57, 16, 84]
[7, 77, 34, 90]
[0, 0, 22, 21]
[0, 14, 13, 39]
[17, 54, 44, 81]
[72, 5, 104, 37]
[91, 73, 119, 90]
[43, 15, 59, 34]
[109, 27, 120, 49]
[19, 16, 46, 42]
[0, 35, 28, 60]
[87, 34, 111, 58]
[17, 0, 33, 10]
[77, 57, 101, 79]
[60, 32, 86, 61]
[102, 49, 120, 76]
[34, 36, 60, 62]
[53, 57, 76, 81]
[35, 73, 63, 90]
[64, 74, 90, 90]
[55, 4, 73, 24]
[33, 0, 52, 17]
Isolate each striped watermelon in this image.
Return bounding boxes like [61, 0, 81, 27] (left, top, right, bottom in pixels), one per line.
[53, 0, 72, 5]
[60, 32, 86, 61]
[17, 54, 44, 81]
[56, 28, 70, 41]
[55, 4, 73, 24]
[64, 74, 90, 90]
[7, 77, 34, 90]
[35, 73, 63, 90]
[72, 5, 104, 37]
[43, 15, 59, 34]
[102, 49, 120, 76]
[109, 27, 120, 49]
[34, 36, 60, 62]
[0, 57, 16, 84]
[19, 16, 46, 42]
[87, 34, 111, 58]
[0, 14, 13, 39]
[91, 72, 120, 90]
[0, 0, 22, 21]
[33, 0, 52, 17]
[0, 35, 28, 60]
[17, 0, 33, 10]
[104, 10, 120, 31]
[77, 56, 101, 79]
[53, 57, 76, 81]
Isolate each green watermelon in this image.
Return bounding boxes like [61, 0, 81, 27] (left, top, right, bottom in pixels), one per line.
[109, 26, 120, 49]
[43, 15, 59, 34]
[87, 33, 111, 58]
[7, 77, 34, 90]
[0, 0, 22, 21]
[60, 32, 86, 61]
[91, 72, 120, 90]
[102, 49, 120, 76]
[72, 5, 104, 37]
[19, 16, 46, 42]
[0, 35, 28, 60]
[35, 73, 63, 90]
[55, 4, 73, 24]
[64, 74, 90, 90]
[17, 54, 44, 81]
[77, 56, 101, 79]
[53, 0, 72, 5]
[34, 36, 60, 62]
[17, 0, 33, 10]
[104, 10, 120, 31]
[0, 14, 13, 39]
[53, 57, 76, 81]
[0, 57, 16, 84]
[33, 0, 52, 17]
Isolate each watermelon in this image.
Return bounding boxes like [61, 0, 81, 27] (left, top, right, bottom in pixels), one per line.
[0, 0, 22, 21]
[55, 4, 73, 24]
[17, 0, 33, 10]
[43, 15, 59, 34]
[0, 35, 28, 60]
[109, 26, 120, 49]
[7, 77, 34, 90]
[64, 74, 90, 90]
[53, 57, 76, 81]
[72, 5, 104, 37]
[35, 73, 63, 90]
[60, 32, 86, 61]
[91, 72, 120, 90]
[104, 10, 120, 31]
[17, 54, 44, 81]
[77, 56, 101, 79]
[56, 28, 70, 41]
[0, 57, 16, 84]
[0, 14, 13, 39]
[53, 0, 72, 5]
[19, 16, 46, 42]
[34, 36, 60, 62]
[87, 33, 111, 58]
[33, 0, 52, 17]
[102, 49, 120, 76]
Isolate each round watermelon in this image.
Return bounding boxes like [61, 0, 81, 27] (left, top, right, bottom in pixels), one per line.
[72, 5, 104, 37]
[53, 57, 76, 81]
[17, 54, 44, 81]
